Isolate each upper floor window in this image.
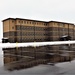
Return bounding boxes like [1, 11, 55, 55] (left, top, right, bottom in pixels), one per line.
[35, 22, 36, 24]
[61, 23, 65, 27]
[12, 20, 14, 23]
[24, 21, 26, 24]
[12, 27, 14, 29]
[19, 21, 20, 23]
[58, 23, 64, 27]
[21, 21, 23, 23]
[27, 21, 28, 24]
[30, 22, 32, 24]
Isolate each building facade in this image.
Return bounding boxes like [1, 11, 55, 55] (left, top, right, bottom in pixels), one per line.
[2, 18, 75, 70]
[3, 18, 75, 42]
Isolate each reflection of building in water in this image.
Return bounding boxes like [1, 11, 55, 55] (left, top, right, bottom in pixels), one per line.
[2, 18, 75, 70]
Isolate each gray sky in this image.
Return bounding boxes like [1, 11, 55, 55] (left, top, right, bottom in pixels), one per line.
[0, 0, 75, 41]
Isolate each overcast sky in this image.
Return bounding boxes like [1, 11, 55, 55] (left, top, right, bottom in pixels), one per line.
[0, 0, 75, 41]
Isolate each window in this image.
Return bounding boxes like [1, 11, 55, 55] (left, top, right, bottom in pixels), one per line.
[61, 23, 65, 27]
[24, 21, 26, 24]
[33, 22, 36, 24]
[27, 21, 28, 24]
[12, 27, 14, 29]
[32, 22, 34, 24]
[21, 21, 23, 23]
[30, 22, 31, 24]
[44, 23, 45, 25]
[19, 21, 20, 23]
[12, 20, 14, 23]
[46, 23, 48, 26]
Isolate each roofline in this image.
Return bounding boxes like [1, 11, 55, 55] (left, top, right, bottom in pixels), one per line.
[2, 18, 48, 23]
[2, 18, 15, 22]
[15, 18, 48, 23]
[49, 21, 74, 25]
[2, 18, 74, 25]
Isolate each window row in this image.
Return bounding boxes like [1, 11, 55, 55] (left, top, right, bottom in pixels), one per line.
[16, 38, 50, 41]
[16, 34, 50, 36]
[3, 31, 75, 37]
[49, 28, 74, 32]
[17, 20, 48, 26]
[16, 25, 75, 32]
[16, 25, 47, 31]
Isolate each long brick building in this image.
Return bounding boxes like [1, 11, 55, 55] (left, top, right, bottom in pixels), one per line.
[2, 18, 75, 70]
[3, 18, 75, 42]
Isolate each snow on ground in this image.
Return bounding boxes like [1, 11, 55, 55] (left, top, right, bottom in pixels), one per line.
[0, 41, 75, 48]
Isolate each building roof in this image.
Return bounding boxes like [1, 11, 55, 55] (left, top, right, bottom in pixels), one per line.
[15, 18, 48, 23]
[2, 18, 48, 23]
[50, 21, 74, 25]
[2, 18, 74, 25]
[2, 18, 15, 22]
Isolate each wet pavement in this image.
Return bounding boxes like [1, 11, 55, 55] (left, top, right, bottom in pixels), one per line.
[0, 48, 75, 75]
